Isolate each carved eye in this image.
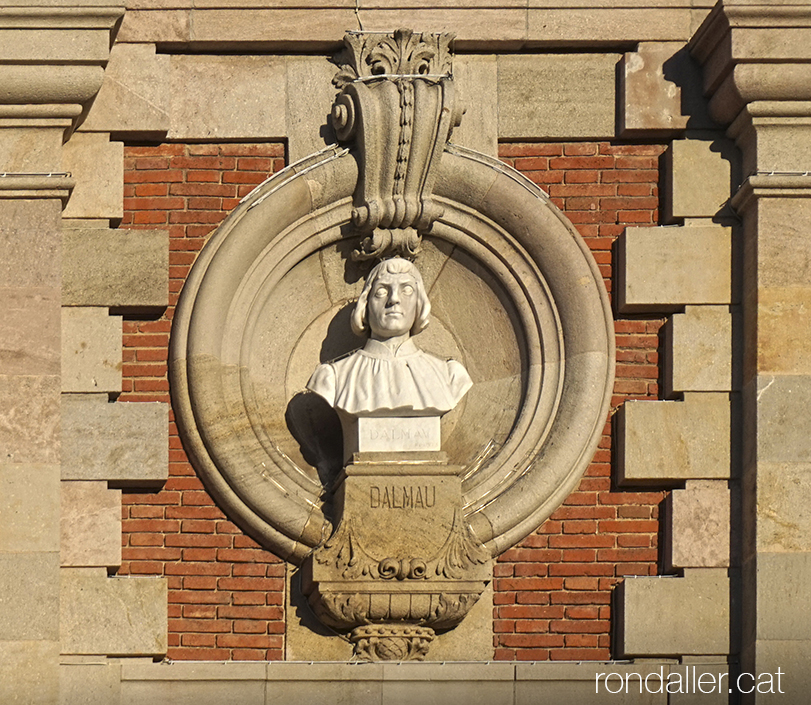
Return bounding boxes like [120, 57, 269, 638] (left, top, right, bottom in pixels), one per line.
[402, 285, 414, 296]
[373, 286, 388, 298]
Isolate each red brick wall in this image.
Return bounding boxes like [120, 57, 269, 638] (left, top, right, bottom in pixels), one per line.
[494, 142, 666, 660]
[119, 140, 666, 661]
[119, 143, 288, 660]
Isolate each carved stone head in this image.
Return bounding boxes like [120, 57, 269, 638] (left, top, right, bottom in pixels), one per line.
[350, 257, 431, 338]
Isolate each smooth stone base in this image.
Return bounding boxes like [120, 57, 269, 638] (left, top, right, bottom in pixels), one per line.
[341, 416, 441, 460]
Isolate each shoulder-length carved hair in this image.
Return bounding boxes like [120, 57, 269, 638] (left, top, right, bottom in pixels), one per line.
[350, 257, 431, 337]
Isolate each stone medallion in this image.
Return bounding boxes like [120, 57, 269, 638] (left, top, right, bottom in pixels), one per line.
[170, 29, 614, 659]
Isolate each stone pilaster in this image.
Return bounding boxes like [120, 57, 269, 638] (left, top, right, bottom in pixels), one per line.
[0, 4, 122, 704]
[691, 2, 811, 701]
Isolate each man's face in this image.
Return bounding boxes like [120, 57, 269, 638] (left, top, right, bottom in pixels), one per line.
[367, 271, 418, 339]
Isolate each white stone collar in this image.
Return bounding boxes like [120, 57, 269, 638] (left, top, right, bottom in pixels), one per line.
[360, 337, 420, 359]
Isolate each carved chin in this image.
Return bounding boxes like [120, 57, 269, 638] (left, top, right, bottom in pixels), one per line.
[370, 320, 411, 338]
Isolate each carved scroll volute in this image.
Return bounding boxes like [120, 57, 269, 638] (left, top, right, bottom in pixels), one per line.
[331, 29, 464, 260]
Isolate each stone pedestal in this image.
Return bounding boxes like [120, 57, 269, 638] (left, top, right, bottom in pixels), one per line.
[302, 454, 491, 661]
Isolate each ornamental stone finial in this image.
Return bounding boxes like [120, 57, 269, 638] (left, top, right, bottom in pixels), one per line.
[329, 29, 464, 261]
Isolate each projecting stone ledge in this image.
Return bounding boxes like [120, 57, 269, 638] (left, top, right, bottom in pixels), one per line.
[616, 394, 730, 485]
[63, 228, 168, 311]
[616, 225, 732, 313]
[62, 394, 168, 487]
[60, 568, 167, 656]
[615, 569, 729, 657]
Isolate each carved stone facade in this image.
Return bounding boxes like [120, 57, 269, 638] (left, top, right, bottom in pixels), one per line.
[170, 27, 614, 660]
[3, 0, 811, 703]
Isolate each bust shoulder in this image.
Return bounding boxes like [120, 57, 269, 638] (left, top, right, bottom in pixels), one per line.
[306, 362, 338, 407]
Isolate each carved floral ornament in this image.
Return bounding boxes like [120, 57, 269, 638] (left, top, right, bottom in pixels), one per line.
[170, 30, 614, 660]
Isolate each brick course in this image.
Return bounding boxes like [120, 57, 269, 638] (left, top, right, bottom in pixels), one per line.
[119, 143, 287, 661]
[495, 142, 666, 661]
[120, 140, 666, 661]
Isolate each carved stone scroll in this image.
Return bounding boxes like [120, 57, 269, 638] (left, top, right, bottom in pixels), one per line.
[331, 29, 464, 261]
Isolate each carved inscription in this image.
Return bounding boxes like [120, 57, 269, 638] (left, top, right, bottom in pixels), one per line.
[370, 485, 436, 509]
[357, 415, 441, 453]
[368, 425, 431, 442]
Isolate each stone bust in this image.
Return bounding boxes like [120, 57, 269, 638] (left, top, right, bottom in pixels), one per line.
[307, 257, 472, 417]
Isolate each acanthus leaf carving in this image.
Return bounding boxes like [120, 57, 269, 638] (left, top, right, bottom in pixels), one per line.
[433, 509, 491, 580]
[333, 28, 454, 87]
[313, 517, 378, 579]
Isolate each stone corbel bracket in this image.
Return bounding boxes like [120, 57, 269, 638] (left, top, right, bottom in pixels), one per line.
[330, 29, 464, 260]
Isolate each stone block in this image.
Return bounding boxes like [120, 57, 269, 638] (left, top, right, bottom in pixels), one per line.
[620, 43, 690, 135]
[360, 8, 527, 49]
[757, 462, 811, 553]
[664, 138, 736, 222]
[61, 481, 122, 569]
[0, 463, 60, 553]
[758, 287, 811, 375]
[266, 662, 385, 705]
[121, 662, 266, 705]
[526, 4, 695, 44]
[756, 375, 811, 464]
[616, 225, 732, 313]
[0, 126, 63, 172]
[665, 483, 730, 570]
[81, 43, 170, 135]
[169, 55, 286, 140]
[0, 286, 60, 376]
[60, 661, 121, 705]
[62, 395, 168, 486]
[380, 662, 515, 705]
[61, 308, 122, 393]
[60, 568, 168, 656]
[61, 134, 124, 220]
[617, 393, 730, 484]
[0, 553, 60, 641]
[616, 569, 729, 657]
[189, 8, 357, 46]
[755, 552, 811, 641]
[664, 305, 732, 396]
[753, 640, 811, 703]
[117, 10, 190, 45]
[516, 662, 669, 705]
[452, 55, 498, 156]
[740, 115, 811, 176]
[355, 416, 440, 454]
[0, 200, 62, 288]
[0, 375, 60, 465]
[63, 228, 168, 310]
[497, 54, 618, 139]
[757, 198, 811, 289]
[285, 56, 337, 162]
[0, 641, 60, 705]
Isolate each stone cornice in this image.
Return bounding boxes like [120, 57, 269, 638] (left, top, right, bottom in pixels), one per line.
[731, 173, 811, 213]
[690, 1, 811, 125]
[0, 4, 123, 116]
[0, 6, 124, 29]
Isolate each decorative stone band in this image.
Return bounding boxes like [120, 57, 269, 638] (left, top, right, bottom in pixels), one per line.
[170, 141, 614, 564]
[0, 173, 75, 202]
